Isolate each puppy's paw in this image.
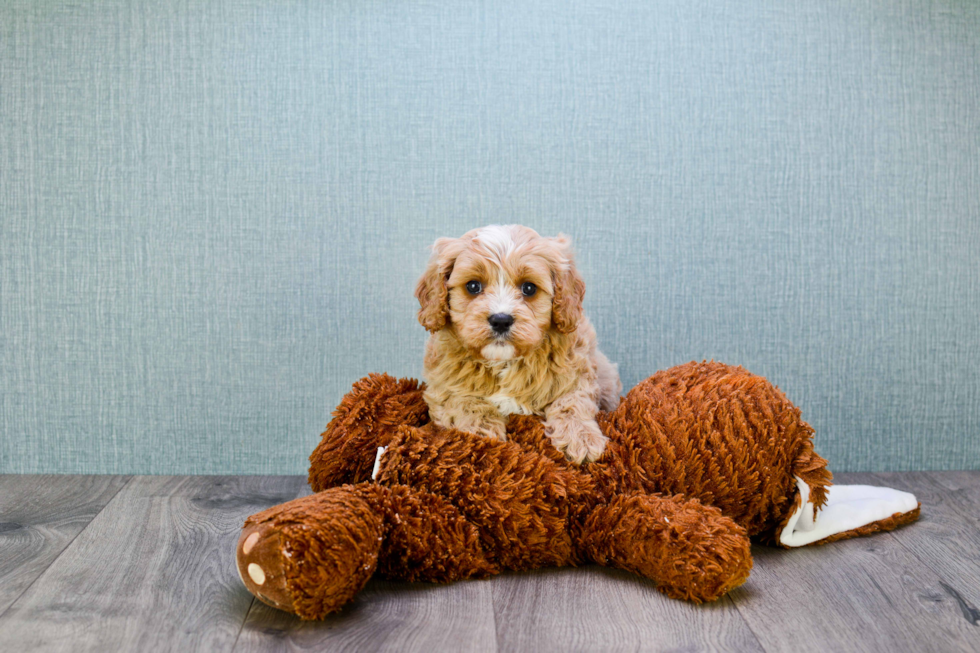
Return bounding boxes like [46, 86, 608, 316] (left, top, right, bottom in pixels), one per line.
[455, 417, 508, 442]
[545, 416, 608, 464]
[430, 404, 508, 443]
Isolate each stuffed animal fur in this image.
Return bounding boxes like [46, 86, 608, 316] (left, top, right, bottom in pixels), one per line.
[236, 361, 920, 620]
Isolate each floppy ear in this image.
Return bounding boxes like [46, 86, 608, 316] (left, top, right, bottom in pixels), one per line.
[415, 237, 465, 332]
[549, 234, 586, 334]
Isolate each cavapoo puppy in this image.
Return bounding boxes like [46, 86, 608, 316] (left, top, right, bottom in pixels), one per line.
[414, 224, 621, 463]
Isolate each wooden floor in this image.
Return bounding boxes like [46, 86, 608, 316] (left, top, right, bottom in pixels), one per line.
[0, 472, 978, 652]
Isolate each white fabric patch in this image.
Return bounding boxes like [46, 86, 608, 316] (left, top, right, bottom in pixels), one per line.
[779, 475, 918, 547]
[371, 446, 387, 481]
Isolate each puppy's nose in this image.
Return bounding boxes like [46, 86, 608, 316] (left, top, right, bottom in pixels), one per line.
[488, 313, 514, 333]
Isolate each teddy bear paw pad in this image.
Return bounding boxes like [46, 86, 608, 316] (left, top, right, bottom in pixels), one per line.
[236, 522, 294, 612]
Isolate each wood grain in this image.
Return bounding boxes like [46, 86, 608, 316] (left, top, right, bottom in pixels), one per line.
[2, 473, 978, 652]
[840, 471, 980, 628]
[491, 565, 763, 652]
[0, 475, 306, 652]
[235, 576, 497, 653]
[730, 471, 980, 653]
[0, 474, 130, 618]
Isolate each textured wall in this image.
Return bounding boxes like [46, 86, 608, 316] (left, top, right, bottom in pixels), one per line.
[2, 0, 978, 474]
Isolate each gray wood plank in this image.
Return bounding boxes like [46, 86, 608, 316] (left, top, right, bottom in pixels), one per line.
[235, 576, 497, 653]
[491, 565, 764, 653]
[729, 472, 980, 653]
[840, 471, 980, 628]
[0, 475, 307, 653]
[930, 470, 980, 495]
[0, 474, 130, 617]
[5, 472, 972, 652]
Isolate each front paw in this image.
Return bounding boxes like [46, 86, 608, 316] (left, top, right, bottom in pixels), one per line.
[545, 416, 608, 464]
[464, 420, 508, 442]
[429, 403, 508, 442]
[441, 415, 507, 442]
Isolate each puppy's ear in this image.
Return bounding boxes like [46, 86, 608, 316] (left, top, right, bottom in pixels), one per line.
[415, 237, 465, 332]
[549, 234, 586, 334]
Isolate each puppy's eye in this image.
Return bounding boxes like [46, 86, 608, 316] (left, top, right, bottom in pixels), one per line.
[521, 282, 537, 297]
[465, 280, 483, 295]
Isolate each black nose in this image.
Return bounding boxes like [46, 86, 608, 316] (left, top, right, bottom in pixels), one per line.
[488, 313, 514, 333]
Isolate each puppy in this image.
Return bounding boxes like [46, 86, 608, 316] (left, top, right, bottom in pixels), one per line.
[414, 225, 622, 464]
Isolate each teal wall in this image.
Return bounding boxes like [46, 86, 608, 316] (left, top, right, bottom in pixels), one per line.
[2, 0, 978, 474]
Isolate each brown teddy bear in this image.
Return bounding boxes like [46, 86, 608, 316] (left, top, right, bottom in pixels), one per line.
[235, 361, 920, 620]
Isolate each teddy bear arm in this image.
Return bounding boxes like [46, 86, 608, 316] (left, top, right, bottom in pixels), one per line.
[376, 424, 595, 570]
[578, 492, 753, 603]
[308, 374, 429, 492]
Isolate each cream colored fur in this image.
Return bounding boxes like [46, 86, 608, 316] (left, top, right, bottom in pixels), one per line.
[415, 225, 622, 464]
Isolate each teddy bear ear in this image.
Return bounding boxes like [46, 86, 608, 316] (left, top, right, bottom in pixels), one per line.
[415, 237, 465, 332]
[548, 234, 586, 334]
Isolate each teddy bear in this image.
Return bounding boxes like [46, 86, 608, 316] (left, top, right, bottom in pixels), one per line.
[235, 361, 920, 620]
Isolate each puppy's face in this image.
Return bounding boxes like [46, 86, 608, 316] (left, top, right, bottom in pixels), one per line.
[446, 241, 554, 360]
[415, 225, 585, 361]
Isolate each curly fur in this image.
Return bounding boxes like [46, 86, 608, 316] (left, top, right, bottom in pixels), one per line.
[235, 361, 919, 620]
[415, 225, 622, 464]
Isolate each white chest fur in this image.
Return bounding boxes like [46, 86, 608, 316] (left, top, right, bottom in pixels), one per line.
[484, 359, 539, 416]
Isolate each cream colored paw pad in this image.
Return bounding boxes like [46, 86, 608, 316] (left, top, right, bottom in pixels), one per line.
[242, 531, 260, 554]
[247, 563, 266, 585]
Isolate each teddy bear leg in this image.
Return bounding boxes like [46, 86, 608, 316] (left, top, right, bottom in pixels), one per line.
[579, 492, 753, 603]
[236, 482, 497, 620]
[236, 484, 386, 619]
[761, 437, 920, 546]
[774, 475, 921, 547]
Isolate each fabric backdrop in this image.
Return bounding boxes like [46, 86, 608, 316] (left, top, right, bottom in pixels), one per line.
[2, 0, 978, 474]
